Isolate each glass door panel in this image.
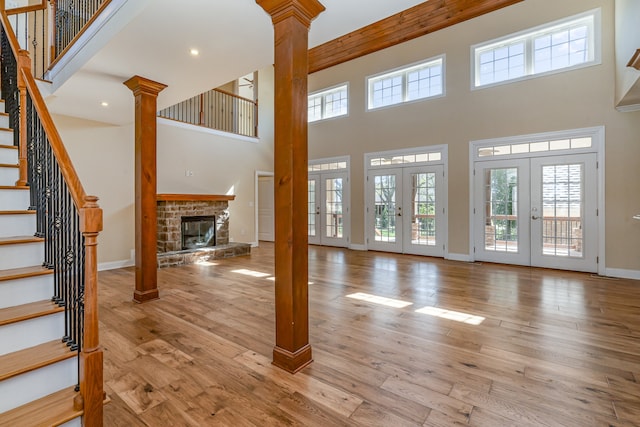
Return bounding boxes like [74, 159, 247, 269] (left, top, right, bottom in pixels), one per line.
[367, 169, 403, 252]
[403, 165, 445, 256]
[474, 159, 530, 265]
[321, 173, 348, 247]
[308, 177, 320, 245]
[531, 154, 596, 272]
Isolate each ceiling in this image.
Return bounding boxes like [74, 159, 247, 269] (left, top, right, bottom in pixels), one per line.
[44, 0, 426, 125]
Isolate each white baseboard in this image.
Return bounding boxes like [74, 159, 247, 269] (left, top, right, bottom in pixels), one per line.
[604, 268, 640, 281]
[446, 253, 473, 262]
[349, 244, 367, 251]
[98, 259, 134, 271]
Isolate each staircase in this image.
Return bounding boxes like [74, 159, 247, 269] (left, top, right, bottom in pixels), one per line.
[0, 100, 83, 426]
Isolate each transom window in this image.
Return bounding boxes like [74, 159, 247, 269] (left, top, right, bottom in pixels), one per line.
[308, 84, 348, 122]
[308, 160, 348, 171]
[472, 9, 599, 88]
[368, 148, 445, 168]
[368, 55, 444, 110]
[477, 137, 592, 159]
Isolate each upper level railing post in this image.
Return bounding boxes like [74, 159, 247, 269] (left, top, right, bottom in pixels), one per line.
[16, 49, 29, 186]
[77, 195, 103, 426]
[49, 0, 57, 64]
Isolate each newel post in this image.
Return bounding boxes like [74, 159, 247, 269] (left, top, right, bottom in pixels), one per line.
[256, 0, 325, 373]
[16, 49, 29, 186]
[78, 196, 104, 426]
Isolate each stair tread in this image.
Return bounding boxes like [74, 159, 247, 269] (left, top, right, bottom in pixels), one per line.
[0, 210, 36, 215]
[0, 300, 63, 326]
[0, 386, 83, 426]
[0, 163, 18, 168]
[0, 185, 29, 189]
[0, 340, 76, 381]
[0, 235, 43, 245]
[0, 144, 17, 150]
[0, 265, 52, 282]
[0, 127, 13, 132]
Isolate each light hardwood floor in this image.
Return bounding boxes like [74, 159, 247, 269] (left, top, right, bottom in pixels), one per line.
[99, 243, 640, 426]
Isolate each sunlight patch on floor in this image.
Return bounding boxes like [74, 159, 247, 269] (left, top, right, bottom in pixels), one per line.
[231, 269, 271, 278]
[195, 260, 218, 266]
[415, 306, 485, 325]
[346, 292, 413, 308]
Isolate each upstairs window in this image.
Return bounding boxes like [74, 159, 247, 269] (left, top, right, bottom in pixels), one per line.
[472, 9, 600, 88]
[308, 84, 348, 122]
[367, 55, 445, 110]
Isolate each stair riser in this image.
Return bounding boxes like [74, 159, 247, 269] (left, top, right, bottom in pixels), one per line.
[0, 242, 42, 270]
[0, 275, 53, 309]
[0, 167, 18, 186]
[0, 101, 5, 114]
[0, 115, 8, 128]
[0, 189, 30, 211]
[0, 130, 13, 146]
[0, 356, 77, 413]
[0, 214, 36, 238]
[0, 311, 65, 356]
[0, 147, 18, 164]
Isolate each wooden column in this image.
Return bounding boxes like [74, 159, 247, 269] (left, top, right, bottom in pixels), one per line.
[256, 0, 324, 373]
[124, 76, 166, 304]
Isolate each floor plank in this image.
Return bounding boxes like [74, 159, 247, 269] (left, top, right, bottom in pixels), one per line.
[98, 243, 640, 426]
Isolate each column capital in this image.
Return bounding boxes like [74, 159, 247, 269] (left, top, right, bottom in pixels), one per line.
[256, 0, 325, 26]
[124, 75, 167, 97]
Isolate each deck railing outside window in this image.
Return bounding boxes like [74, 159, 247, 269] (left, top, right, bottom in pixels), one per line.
[158, 88, 258, 138]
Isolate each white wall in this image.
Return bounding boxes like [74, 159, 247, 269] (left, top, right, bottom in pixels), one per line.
[51, 115, 135, 266]
[307, 0, 640, 271]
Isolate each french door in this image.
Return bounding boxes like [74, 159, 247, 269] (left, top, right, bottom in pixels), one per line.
[474, 153, 597, 272]
[367, 165, 445, 256]
[308, 171, 349, 247]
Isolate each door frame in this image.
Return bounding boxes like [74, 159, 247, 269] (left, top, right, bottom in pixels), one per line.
[364, 145, 448, 256]
[308, 156, 351, 248]
[468, 126, 605, 275]
[254, 170, 274, 246]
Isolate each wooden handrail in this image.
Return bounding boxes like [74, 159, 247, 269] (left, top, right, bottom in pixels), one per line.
[214, 87, 258, 106]
[5, 1, 46, 16]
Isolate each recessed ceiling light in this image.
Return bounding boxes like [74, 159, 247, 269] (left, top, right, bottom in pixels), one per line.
[101, 101, 109, 107]
[190, 48, 199, 56]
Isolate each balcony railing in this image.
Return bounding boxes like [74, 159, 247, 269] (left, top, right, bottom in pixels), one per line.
[158, 88, 258, 138]
[3, 0, 109, 78]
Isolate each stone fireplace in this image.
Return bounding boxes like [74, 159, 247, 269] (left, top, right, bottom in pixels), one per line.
[156, 194, 250, 268]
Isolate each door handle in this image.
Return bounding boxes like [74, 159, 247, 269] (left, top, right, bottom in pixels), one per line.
[531, 215, 540, 220]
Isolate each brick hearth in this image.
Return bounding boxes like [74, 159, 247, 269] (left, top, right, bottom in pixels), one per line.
[156, 194, 250, 268]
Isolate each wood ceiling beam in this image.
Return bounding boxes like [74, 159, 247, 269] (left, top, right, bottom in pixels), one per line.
[308, 0, 524, 74]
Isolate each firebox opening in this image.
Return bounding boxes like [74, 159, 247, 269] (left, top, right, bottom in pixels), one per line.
[181, 215, 216, 250]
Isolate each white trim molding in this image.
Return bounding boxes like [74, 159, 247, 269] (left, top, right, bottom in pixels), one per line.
[604, 268, 640, 281]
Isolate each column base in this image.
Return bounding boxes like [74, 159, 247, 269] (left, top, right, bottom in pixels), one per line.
[272, 344, 313, 374]
[133, 288, 159, 303]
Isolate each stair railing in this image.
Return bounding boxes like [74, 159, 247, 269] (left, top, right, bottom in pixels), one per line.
[4, 1, 49, 79]
[158, 88, 259, 138]
[1, 5, 103, 426]
[2, 0, 110, 79]
[50, 0, 110, 68]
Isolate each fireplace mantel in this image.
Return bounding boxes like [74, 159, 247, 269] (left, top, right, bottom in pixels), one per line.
[157, 194, 236, 202]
